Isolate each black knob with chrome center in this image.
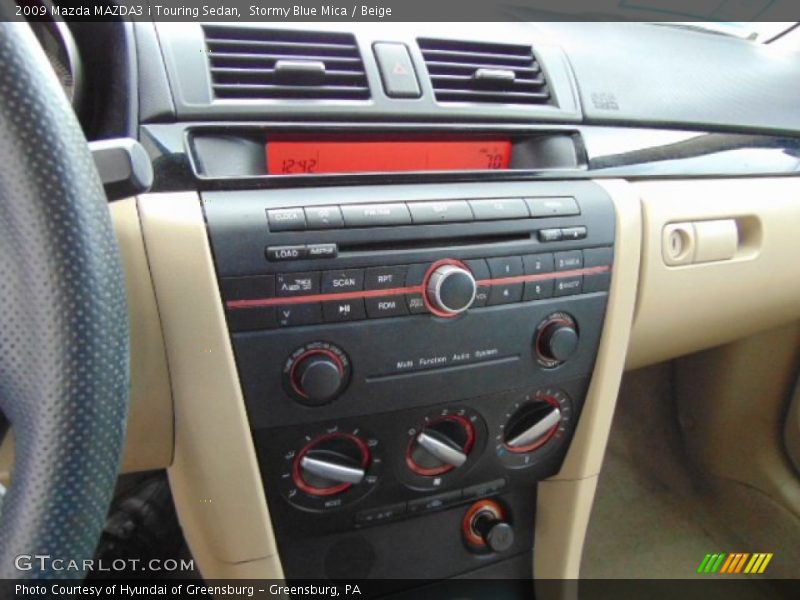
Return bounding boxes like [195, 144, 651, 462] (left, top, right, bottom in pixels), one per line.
[407, 415, 476, 476]
[425, 263, 477, 316]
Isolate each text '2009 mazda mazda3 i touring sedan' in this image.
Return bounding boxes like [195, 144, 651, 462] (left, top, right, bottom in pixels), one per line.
[0, 4, 799, 599]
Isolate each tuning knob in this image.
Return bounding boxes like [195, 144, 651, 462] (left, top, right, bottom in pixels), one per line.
[285, 344, 351, 405]
[425, 261, 477, 317]
[293, 433, 370, 497]
[463, 500, 514, 553]
[407, 415, 476, 476]
[535, 312, 579, 368]
[503, 398, 562, 454]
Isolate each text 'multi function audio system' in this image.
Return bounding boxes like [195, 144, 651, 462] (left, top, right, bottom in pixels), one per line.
[204, 180, 615, 582]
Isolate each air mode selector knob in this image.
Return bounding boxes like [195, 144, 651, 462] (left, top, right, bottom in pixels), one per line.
[425, 262, 477, 317]
[293, 433, 370, 497]
[535, 312, 579, 368]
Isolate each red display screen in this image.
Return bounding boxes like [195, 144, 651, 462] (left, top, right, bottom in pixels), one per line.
[266, 140, 512, 175]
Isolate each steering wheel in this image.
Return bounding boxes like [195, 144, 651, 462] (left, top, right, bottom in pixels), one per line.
[0, 21, 129, 579]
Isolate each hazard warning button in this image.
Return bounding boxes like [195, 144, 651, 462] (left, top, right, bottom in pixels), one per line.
[373, 42, 422, 98]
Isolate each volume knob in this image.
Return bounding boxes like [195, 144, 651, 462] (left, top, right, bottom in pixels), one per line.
[425, 262, 477, 316]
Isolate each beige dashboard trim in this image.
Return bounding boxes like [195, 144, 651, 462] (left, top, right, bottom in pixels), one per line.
[137, 193, 283, 579]
[535, 179, 642, 578]
[627, 178, 800, 369]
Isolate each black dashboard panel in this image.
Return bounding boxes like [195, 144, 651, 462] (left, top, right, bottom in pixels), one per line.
[204, 180, 614, 581]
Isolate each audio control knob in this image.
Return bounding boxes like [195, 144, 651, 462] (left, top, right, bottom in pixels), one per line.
[293, 433, 370, 497]
[425, 262, 477, 317]
[535, 312, 579, 368]
[407, 415, 476, 476]
[284, 343, 351, 405]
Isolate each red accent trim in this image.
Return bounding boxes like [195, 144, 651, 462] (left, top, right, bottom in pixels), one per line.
[462, 499, 505, 547]
[406, 414, 476, 477]
[502, 395, 561, 454]
[421, 258, 473, 318]
[226, 264, 611, 310]
[292, 432, 370, 497]
[288, 348, 344, 400]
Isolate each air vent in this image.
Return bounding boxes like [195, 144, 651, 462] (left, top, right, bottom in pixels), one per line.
[418, 38, 550, 105]
[203, 26, 369, 101]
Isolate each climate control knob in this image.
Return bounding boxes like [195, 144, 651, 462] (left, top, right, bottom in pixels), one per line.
[425, 261, 477, 317]
[284, 343, 351, 405]
[293, 433, 370, 497]
[503, 396, 563, 454]
[407, 414, 476, 476]
[535, 312, 579, 368]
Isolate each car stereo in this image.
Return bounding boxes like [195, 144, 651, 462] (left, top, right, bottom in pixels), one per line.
[204, 179, 614, 581]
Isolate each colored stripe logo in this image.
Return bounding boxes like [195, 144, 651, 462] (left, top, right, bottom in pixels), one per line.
[697, 553, 773, 574]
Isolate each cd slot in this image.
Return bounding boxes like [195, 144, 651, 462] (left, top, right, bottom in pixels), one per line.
[337, 232, 531, 254]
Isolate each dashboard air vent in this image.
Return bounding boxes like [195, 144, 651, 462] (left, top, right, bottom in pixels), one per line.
[203, 26, 370, 101]
[417, 38, 550, 105]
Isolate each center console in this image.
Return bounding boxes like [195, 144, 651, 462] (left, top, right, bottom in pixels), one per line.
[203, 179, 614, 582]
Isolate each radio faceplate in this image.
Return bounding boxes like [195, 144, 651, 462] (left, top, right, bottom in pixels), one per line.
[204, 180, 615, 582]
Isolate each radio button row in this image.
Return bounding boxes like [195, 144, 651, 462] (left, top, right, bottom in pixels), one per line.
[408, 200, 473, 224]
[277, 304, 323, 327]
[473, 286, 490, 307]
[562, 226, 588, 240]
[487, 256, 523, 279]
[523, 280, 554, 301]
[406, 293, 427, 314]
[341, 203, 412, 228]
[365, 265, 408, 290]
[305, 205, 344, 230]
[469, 198, 528, 221]
[555, 250, 583, 271]
[366, 296, 409, 318]
[523, 253, 554, 275]
[266, 244, 338, 262]
[554, 276, 583, 297]
[276, 272, 320, 297]
[267, 207, 306, 231]
[266, 245, 308, 262]
[323, 299, 366, 322]
[322, 269, 364, 294]
[525, 196, 580, 217]
[489, 283, 523, 305]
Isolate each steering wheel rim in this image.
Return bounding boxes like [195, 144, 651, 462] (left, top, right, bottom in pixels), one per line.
[0, 20, 129, 579]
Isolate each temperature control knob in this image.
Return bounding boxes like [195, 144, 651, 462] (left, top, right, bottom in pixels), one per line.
[535, 312, 579, 368]
[293, 433, 370, 497]
[425, 262, 477, 317]
[284, 343, 351, 405]
[407, 415, 476, 476]
[503, 398, 562, 454]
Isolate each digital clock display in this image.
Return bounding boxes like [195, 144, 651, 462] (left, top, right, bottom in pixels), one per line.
[266, 139, 512, 175]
